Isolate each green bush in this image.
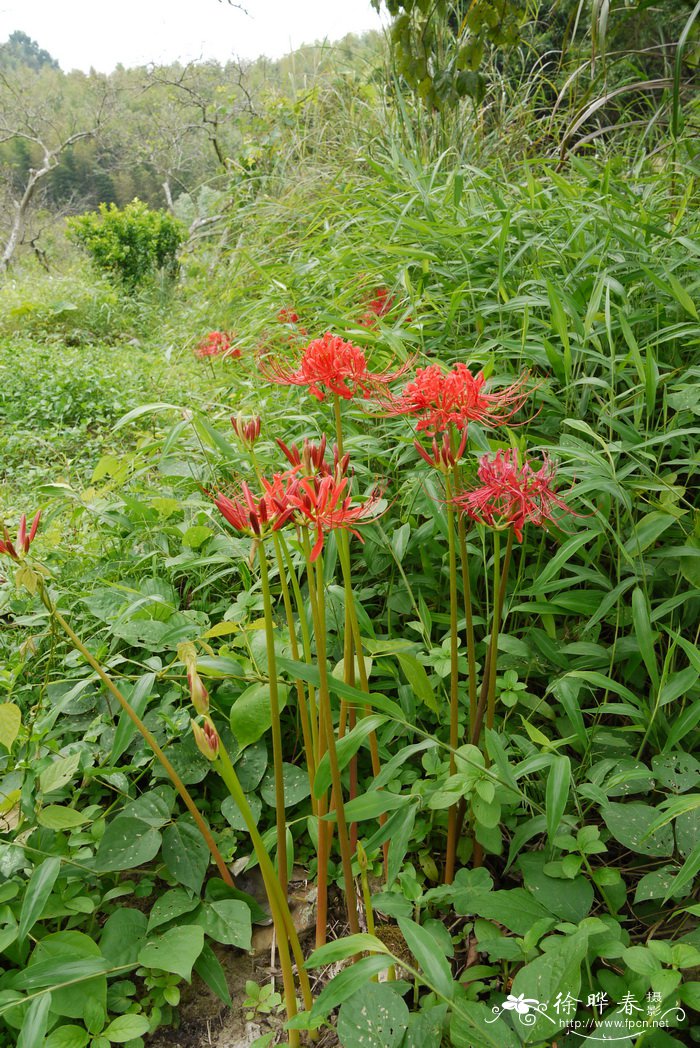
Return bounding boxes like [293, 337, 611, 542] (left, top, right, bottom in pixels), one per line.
[67, 198, 186, 288]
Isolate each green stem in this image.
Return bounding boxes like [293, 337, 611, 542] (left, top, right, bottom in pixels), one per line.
[216, 743, 313, 1039]
[37, 579, 235, 890]
[486, 530, 502, 733]
[258, 541, 288, 897]
[280, 532, 319, 763]
[312, 552, 360, 938]
[444, 480, 460, 884]
[273, 533, 316, 812]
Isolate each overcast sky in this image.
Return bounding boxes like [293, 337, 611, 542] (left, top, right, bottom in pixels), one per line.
[0, 0, 384, 72]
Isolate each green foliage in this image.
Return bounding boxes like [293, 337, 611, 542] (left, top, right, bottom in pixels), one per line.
[66, 200, 185, 288]
[378, 0, 527, 108]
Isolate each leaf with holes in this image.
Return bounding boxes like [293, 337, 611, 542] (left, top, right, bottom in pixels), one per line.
[337, 982, 409, 1048]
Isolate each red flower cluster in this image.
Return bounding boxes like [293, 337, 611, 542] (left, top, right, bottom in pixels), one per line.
[210, 440, 383, 560]
[359, 287, 395, 328]
[277, 307, 300, 324]
[387, 364, 530, 436]
[194, 331, 241, 360]
[0, 512, 41, 561]
[260, 332, 412, 402]
[453, 450, 570, 541]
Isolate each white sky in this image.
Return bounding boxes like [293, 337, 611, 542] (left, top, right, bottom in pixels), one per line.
[0, 0, 384, 73]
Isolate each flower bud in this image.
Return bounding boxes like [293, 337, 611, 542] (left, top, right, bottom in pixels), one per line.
[188, 668, 209, 715]
[191, 717, 219, 761]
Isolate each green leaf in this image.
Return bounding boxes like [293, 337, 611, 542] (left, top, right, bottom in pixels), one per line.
[601, 802, 674, 857]
[194, 942, 232, 1006]
[623, 512, 676, 556]
[0, 703, 21, 751]
[314, 716, 386, 798]
[456, 888, 551, 936]
[307, 934, 390, 967]
[194, 900, 252, 950]
[450, 1000, 520, 1047]
[111, 672, 155, 763]
[276, 655, 405, 721]
[509, 931, 588, 1043]
[18, 856, 61, 944]
[24, 931, 107, 1018]
[395, 653, 438, 712]
[666, 840, 700, 901]
[39, 754, 81, 795]
[37, 806, 88, 831]
[229, 682, 288, 748]
[308, 955, 393, 1021]
[397, 917, 453, 999]
[519, 853, 593, 923]
[92, 817, 162, 872]
[44, 1025, 90, 1048]
[17, 993, 52, 1048]
[329, 790, 410, 822]
[138, 925, 204, 982]
[162, 815, 209, 894]
[545, 755, 570, 842]
[99, 908, 147, 966]
[147, 888, 200, 932]
[631, 587, 659, 690]
[101, 1014, 150, 1042]
[337, 982, 409, 1048]
[260, 762, 311, 807]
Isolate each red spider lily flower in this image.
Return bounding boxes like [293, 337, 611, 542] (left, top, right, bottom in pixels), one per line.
[195, 331, 241, 360]
[277, 307, 300, 324]
[385, 363, 531, 436]
[191, 717, 220, 761]
[260, 332, 413, 402]
[231, 414, 261, 448]
[210, 481, 295, 539]
[415, 429, 468, 473]
[0, 511, 41, 560]
[287, 473, 385, 561]
[452, 449, 572, 541]
[359, 286, 395, 328]
[276, 435, 350, 479]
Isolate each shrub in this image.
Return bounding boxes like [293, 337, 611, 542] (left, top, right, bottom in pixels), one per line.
[66, 198, 186, 288]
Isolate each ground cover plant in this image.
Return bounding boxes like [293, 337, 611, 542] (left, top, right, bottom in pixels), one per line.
[0, 8, 699, 1048]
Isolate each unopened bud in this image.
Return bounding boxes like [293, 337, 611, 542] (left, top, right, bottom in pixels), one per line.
[188, 668, 209, 715]
[191, 717, 219, 760]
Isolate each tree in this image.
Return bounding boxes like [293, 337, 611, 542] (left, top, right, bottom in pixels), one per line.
[0, 31, 60, 72]
[0, 66, 108, 270]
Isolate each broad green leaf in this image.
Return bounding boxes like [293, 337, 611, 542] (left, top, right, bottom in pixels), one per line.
[101, 1014, 150, 1042]
[623, 512, 676, 556]
[601, 803, 674, 857]
[99, 907, 147, 966]
[138, 925, 204, 982]
[39, 754, 81, 795]
[0, 704, 21, 751]
[260, 762, 311, 807]
[37, 806, 88, 831]
[510, 930, 588, 1043]
[92, 817, 162, 872]
[162, 815, 209, 894]
[229, 682, 288, 748]
[24, 931, 107, 1018]
[18, 856, 61, 944]
[194, 942, 232, 1006]
[337, 982, 409, 1048]
[147, 888, 199, 932]
[194, 900, 252, 950]
[450, 999, 520, 1048]
[44, 1025, 90, 1048]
